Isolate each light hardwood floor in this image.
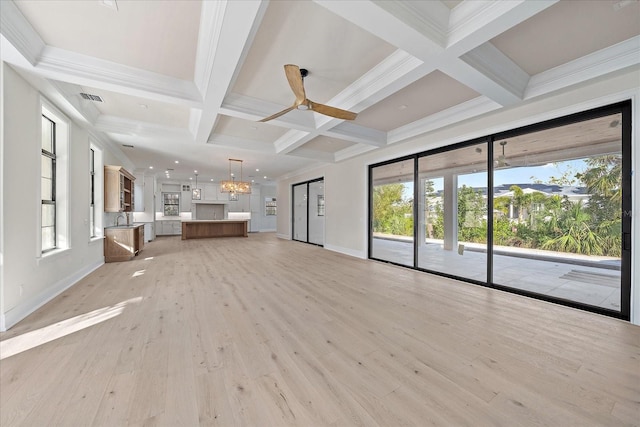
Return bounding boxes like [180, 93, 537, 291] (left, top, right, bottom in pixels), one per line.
[1, 233, 639, 426]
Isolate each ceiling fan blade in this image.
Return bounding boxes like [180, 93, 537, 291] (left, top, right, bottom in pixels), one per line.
[258, 104, 296, 122]
[284, 64, 306, 103]
[308, 101, 357, 120]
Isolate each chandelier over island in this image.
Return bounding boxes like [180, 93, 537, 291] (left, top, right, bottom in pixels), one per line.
[220, 158, 252, 195]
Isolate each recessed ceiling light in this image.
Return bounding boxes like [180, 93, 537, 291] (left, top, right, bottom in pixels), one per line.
[138, 104, 148, 109]
[175, 160, 179, 164]
[194, 170, 198, 173]
[256, 168, 259, 172]
[189, 177, 192, 180]
[210, 179, 214, 182]
[264, 176, 267, 179]
[149, 166, 153, 169]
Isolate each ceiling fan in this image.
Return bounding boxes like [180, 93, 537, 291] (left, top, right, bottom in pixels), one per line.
[496, 141, 511, 167]
[259, 64, 358, 122]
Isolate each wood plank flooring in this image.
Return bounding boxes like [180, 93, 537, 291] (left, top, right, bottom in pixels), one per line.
[1, 233, 639, 426]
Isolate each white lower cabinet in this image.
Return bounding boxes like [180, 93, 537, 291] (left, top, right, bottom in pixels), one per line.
[157, 220, 181, 236]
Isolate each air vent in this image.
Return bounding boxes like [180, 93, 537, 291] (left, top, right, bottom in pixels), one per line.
[166, 168, 174, 171]
[122, 144, 134, 148]
[79, 93, 103, 102]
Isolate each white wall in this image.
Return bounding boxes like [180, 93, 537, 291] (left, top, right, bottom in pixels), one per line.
[278, 68, 640, 324]
[0, 64, 127, 330]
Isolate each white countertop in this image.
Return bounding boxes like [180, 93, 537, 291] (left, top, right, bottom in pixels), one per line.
[181, 219, 248, 223]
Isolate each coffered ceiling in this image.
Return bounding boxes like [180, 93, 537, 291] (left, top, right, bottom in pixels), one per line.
[1, 0, 638, 184]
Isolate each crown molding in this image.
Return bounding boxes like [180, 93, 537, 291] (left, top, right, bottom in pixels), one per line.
[525, 36, 640, 100]
[0, 0, 45, 66]
[37, 46, 201, 107]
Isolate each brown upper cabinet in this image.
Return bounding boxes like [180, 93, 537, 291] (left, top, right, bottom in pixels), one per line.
[104, 165, 135, 212]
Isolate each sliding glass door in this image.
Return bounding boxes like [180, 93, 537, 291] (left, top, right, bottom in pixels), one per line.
[370, 158, 414, 267]
[491, 111, 627, 313]
[292, 178, 325, 246]
[368, 101, 632, 320]
[417, 142, 488, 282]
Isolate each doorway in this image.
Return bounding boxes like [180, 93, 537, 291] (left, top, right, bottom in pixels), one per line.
[292, 178, 325, 246]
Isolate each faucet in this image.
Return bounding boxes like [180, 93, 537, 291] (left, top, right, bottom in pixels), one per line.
[116, 213, 126, 226]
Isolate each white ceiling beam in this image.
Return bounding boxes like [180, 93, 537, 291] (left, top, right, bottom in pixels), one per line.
[208, 134, 275, 154]
[446, 0, 559, 56]
[324, 122, 387, 147]
[219, 93, 317, 131]
[37, 46, 202, 107]
[286, 147, 335, 163]
[0, 0, 45, 66]
[192, 0, 268, 144]
[315, 0, 445, 58]
[439, 48, 527, 106]
[458, 42, 530, 102]
[1, 0, 201, 107]
[334, 143, 377, 163]
[388, 96, 501, 145]
[320, 0, 555, 107]
[274, 130, 315, 155]
[95, 115, 193, 141]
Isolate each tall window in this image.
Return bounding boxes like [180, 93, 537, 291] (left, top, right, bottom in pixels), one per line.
[41, 115, 56, 252]
[89, 148, 96, 238]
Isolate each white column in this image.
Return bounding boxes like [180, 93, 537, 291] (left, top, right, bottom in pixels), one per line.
[443, 173, 457, 251]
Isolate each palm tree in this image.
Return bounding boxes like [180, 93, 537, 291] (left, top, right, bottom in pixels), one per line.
[542, 200, 604, 255]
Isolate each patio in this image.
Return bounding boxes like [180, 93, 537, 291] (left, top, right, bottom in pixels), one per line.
[372, 237, 621, 312]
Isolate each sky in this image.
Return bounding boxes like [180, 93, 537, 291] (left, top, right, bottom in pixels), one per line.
[401, 159, 588, 200]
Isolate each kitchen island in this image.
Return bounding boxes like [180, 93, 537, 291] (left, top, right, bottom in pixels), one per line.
[181, 219, 248, 240]
[104, 224, 144, 262]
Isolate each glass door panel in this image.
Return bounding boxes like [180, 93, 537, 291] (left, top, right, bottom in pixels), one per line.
[308, 180, 325, 245]
[371, 159, 414, 266]
[492, 113, 623, 313]
[417, 143, 488, 281]
[292, 184, 308, 242]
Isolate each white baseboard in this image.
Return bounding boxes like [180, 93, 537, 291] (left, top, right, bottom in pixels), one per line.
[276, 233, 290, 240]
[324, 244, 366, 259]
[260, 228, 276, 233]
[1, 259, 104, 331]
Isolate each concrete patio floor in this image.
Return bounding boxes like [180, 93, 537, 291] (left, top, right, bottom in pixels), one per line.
[371, 237, 622, 312]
